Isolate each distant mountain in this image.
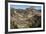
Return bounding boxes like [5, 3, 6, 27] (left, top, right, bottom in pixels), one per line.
[10, 7, 41, 29]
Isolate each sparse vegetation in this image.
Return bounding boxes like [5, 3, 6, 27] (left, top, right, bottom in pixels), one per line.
[10, 6, 41, 29]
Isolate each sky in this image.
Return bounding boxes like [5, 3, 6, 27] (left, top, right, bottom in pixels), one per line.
[10, 5, 41, 10]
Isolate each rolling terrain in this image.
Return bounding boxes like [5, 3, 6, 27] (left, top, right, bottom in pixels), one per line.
[10, 7, 41, 29]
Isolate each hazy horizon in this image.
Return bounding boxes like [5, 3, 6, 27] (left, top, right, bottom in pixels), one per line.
[10, 5, 41, 10]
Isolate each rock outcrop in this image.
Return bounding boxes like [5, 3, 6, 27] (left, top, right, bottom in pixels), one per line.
[10, 8, 41, 29]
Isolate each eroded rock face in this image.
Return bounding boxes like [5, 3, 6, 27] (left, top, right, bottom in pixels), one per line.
[10, 8, 41, 29]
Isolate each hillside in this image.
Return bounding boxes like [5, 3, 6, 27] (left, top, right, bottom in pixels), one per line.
[10, 7, 41, 29]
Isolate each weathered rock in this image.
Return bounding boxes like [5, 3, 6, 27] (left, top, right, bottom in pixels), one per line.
[10, 8, 41, 29]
